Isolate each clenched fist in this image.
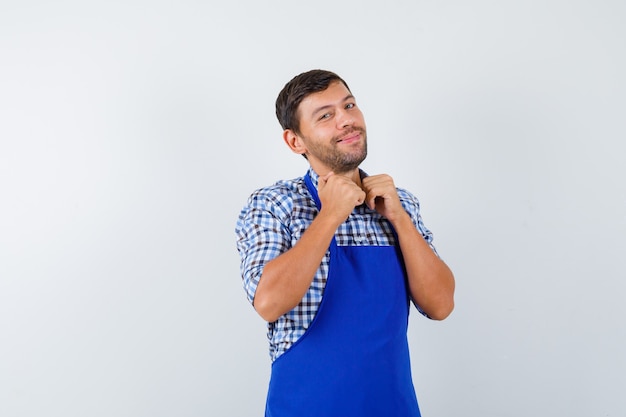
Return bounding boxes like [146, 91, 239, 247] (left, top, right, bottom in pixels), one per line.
[361, 174, 406, 223]
[318, 171, 366, 223]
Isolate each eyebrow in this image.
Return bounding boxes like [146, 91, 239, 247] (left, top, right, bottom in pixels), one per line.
[311, 94, 355, 117]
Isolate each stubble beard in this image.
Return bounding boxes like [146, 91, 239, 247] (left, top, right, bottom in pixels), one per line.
[307, 128, 368, 175]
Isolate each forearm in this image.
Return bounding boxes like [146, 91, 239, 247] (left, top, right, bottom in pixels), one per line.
[253, 211, 341, 322]
[393, 213, 455, 320]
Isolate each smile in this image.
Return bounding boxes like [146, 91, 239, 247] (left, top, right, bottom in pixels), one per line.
[336, 132, 361, 144]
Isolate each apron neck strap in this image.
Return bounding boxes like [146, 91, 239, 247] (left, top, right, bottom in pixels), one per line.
[304, 171, 338, 248]
[304, 171, 322, 211]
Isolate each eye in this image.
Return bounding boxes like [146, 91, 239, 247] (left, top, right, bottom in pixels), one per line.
[319, 112, 332, 120]
[345, 103, 355, 109]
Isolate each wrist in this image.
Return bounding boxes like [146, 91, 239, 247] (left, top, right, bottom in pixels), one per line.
[388, 210, 412, 230]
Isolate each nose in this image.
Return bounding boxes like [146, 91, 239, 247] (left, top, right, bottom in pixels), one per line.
[336, 108, 354, 129]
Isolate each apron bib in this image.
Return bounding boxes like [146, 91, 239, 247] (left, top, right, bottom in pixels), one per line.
[265, 172, 421, 417]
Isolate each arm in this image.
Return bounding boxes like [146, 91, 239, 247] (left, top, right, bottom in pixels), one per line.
[362, 174, 455, 320]
[392, 212, 455, 320]
[253, 172, 366, 322]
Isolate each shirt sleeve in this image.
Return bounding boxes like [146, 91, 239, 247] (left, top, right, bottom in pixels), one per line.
[235, 188, 293, 305]
[397, 188, 439, 257]
[396, 188, 441, 317]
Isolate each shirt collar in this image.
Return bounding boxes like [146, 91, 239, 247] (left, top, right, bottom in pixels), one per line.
[305, 167, 368, 189]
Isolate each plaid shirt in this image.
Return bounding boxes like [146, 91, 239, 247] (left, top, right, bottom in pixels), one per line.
[235, 168, 437, 362]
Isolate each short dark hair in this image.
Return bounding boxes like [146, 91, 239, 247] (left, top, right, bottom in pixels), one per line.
[275, 69, 350, 135]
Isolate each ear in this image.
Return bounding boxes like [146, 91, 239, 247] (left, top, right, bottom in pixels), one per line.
[283, 129, 307, 156]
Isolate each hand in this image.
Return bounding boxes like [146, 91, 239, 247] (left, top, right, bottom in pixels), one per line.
[361, 174, 406, 222]
[318, 171, 366, 222]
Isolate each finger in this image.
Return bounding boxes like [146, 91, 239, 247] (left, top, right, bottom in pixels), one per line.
[364, 190, 376, 210]
[318, 171, 334, 191]
[356, 190, 366, 206]
[321, 171, 334, 182]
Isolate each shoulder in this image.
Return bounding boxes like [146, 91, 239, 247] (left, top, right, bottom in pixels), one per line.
[396, 186, 422, 212]
[395, 185, 436, 248]
[240, 176, 310, 221]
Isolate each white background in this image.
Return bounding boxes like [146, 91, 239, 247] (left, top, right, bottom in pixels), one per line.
[1, 1, 625, 416]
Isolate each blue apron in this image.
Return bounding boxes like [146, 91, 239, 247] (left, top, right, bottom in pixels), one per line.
[264, 172, 421, 417]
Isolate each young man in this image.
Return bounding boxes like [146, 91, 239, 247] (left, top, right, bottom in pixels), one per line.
[235, 69, 455, 416]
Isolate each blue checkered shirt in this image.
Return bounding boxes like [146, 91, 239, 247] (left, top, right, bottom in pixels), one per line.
[235, 168, 437, 362]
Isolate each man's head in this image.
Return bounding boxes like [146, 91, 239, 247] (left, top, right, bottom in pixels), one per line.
[276, 69, 367, 175]
[276, 69, 351, 136]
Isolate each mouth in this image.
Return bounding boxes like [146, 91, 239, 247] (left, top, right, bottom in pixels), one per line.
[336, 131, 361, 144]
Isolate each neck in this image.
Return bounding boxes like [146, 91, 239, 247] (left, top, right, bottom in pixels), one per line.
[312, 165, 361, 187]
[340, 169, 362, 187]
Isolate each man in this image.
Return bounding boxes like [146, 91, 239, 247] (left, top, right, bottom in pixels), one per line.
[235, 69, 455, 416]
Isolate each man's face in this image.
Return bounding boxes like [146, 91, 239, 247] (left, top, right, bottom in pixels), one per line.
[294, 81, 367, 175]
